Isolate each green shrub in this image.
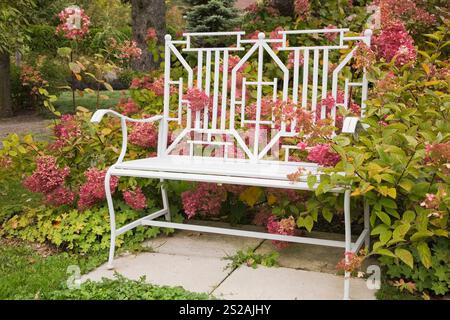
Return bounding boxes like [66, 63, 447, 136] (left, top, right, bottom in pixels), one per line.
[44, 274, 211, 300]
[378, 238, 450, 296]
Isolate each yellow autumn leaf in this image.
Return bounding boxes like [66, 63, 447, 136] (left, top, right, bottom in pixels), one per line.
[239, 186, 263, 207]
[267, 193, 277, 205]
[101, 128, 112, 135]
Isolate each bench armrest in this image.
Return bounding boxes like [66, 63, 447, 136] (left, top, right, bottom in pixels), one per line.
[342, 117, 369, 137]
[90, 109, 163, 165]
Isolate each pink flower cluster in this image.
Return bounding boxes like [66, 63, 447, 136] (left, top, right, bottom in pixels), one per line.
[372, 22, 416, 66]
[129, 122, 158, 148]
[23, 156, 70, 193]
[116, 98, 140, 115]
[0, 156, 12, 169]
[307, 144, 341, 167]
[336, 251, 363, 273]
[220, 55, 247, 73]
[269, 27, 284, 51]
[45, 186, 76, 207]
[56, 7, 90, 40]
[55, 114, 81, 140]
[23, 156, 75, 207]
[420, 193, 439, 210]
[353, 42, 376, 70]
[146, 27, 157, 42]
[287, 51, 304, 69]
[20, 64, 48, 96]
[185, 88, 211, 113]
[130, 76, 173, 97]
[324, 25, 338, 41]
[266, 215, 296, 249]
[376, 0, 435, 29]
[425, 141, 450, 166]
[181, 183, 226, 218]
[78, 168, 119, 209]
[123, 187, 147, 210]
[49, 114, 82, 150]
[118, 40, 142, 60]
[148, 77, 165, 96]
[294, 0, 310, 20]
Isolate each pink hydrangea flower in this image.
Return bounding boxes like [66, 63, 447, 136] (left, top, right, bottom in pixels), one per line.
[49, 114, 81, 150]
[376, 0, 435, 29]
[181, 183, 226, 218]
[269, 27, 284, 51]
[267, 215, 296, 249]
[118, 40, 142, 60]
[123, 187, 147, 210]
[55, 6, 90, 40]
[294, 0, 310, 19]
[0, 156, 12, 169]
[45, 186, 75, 207]
[307, 144, 341, 167]
[372, 22, 416, 66]
[146, 27, 157, 42]
[116, 98, 140, 115]
[297, 141, 308, 150]
[287, 51, 304, 69]
[129, 122, 158, 148]
[324, 25, 338, 41]
[78, 168, 119, 209]
[23, 156, 70, 194]
[185, 88, 211, 113]
[149, 77, 165, 96]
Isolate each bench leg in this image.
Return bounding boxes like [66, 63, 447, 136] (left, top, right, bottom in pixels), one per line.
[105, 169, 116, 270]
[160, 179, 171, 222]
[364, 198, 371, 250]
[343, 189, 351, 300]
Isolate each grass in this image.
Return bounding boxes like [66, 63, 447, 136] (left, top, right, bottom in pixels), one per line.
[54, 90, 129, 114]
[0, 241, 211, 300]
[0, 240, 106, 299]
[0, 179, 42, 224]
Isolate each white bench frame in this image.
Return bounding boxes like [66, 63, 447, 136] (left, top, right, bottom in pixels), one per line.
[91, 28, 373, 300]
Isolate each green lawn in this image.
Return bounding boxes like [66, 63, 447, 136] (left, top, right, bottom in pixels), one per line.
[0, 179, 42, 224]
[0, 241, 210, 300]
[54, 90, 129, 114]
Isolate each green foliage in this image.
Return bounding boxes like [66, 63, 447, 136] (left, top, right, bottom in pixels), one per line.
[45, 274, 210, 300]
[0, 0, 36, 53]
[378, 238, 450, 296]
[186, 0, 241, 34]
[224, 248, 279, 270]
[27, 25, 132, 57]
[312, 24, 450, 293]
[1, 204, 163, 253]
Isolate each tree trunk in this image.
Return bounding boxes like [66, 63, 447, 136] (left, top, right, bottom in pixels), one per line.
[131, 0, 166, 71]
[0, 52, 13, 118]
[271, 0, 294, 16]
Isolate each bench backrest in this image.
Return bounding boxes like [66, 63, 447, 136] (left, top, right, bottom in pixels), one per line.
[159, 28, 372, 163]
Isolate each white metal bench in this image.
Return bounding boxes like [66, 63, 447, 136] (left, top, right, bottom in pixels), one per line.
[91, 28, 373, 299]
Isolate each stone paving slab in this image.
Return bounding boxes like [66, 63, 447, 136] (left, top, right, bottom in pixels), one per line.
[256, 230, 361, 274]
[212, 265, 376, 300]
[144, 221, 263, 258]
[82, 252, 229, 293]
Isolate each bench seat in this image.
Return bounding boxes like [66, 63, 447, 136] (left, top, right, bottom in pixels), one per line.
[111, 156, 344, 192]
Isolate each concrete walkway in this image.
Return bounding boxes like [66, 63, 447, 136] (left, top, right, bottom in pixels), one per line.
[82, 221, 377, 300]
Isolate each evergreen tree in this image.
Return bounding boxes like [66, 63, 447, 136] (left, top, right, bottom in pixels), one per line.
[185, 0, 241, 34]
